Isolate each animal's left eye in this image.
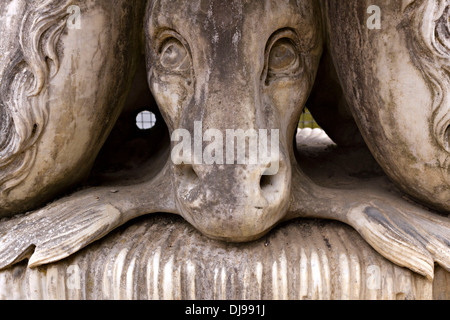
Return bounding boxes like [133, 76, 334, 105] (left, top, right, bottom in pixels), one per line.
[160, 38, 190, 72]
[267, 38, 301, 79]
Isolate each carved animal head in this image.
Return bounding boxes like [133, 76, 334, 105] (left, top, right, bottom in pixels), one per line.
[0, 0, 448, 282]
[145, 0, 322, 241]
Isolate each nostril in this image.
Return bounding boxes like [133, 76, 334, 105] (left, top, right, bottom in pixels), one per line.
[259, 161, 287, 203]
[259, 174, 274, 191]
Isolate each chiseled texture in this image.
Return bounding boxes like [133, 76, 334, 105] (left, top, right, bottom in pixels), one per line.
[0, 215, 446, 300]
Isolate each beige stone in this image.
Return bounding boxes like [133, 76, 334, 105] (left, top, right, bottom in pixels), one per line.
[0, 0, 448, 299]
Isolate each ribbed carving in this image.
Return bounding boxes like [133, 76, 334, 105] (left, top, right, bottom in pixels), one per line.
[0, 215, 445, 300]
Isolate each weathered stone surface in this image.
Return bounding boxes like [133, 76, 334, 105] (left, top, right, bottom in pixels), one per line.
[0, 0, 448, 299]
[0, 215, 444, 300]
[0, 129, 447, 299]
[321, 0, 450, 212]
[0, 0, 145, 216]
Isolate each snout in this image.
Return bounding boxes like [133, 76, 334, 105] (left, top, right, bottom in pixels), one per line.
[172, 150, 291, 242]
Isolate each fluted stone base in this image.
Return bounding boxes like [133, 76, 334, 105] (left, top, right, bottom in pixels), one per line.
[1, 214, 447, 300]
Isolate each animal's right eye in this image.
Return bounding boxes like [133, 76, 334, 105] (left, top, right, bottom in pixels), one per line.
[264, 29, 304, 84]
[160, 38, 190, 72]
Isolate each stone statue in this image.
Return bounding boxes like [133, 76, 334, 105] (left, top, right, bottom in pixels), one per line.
[0, 0, 448, 299]
[316, 0, 450, 213]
